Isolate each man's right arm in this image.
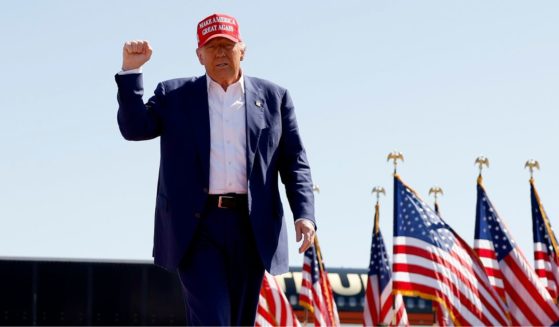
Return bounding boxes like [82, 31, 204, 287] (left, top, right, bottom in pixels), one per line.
[116, 40, 163, 141]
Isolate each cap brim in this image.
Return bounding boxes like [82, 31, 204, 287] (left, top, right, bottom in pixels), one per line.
[198, 34, 241, 48]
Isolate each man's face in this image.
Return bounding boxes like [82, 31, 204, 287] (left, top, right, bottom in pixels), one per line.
[196, 37, 245, 88]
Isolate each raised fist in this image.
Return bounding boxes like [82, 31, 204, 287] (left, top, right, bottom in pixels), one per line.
[122, 40, 152, 71]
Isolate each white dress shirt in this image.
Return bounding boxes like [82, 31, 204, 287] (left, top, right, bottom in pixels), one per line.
[206, 75, 247, 194]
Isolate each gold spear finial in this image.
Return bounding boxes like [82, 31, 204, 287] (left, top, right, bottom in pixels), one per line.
[429, 186, 444, 214]
[387, 151, 404, 175]
[371, 186, 386, 205]
[312, 184, 320, 194]
[525, 159, 540, 180]
[429, 186, 444, 202]
[371, 186, 385, 233]
[475, 156, 490, 179]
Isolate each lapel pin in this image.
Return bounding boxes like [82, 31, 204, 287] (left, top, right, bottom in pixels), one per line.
[255, 100, 263, 108]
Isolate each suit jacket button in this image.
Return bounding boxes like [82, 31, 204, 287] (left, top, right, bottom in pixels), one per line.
[194, 213, 201, 219]
[203, 188, 208, 193]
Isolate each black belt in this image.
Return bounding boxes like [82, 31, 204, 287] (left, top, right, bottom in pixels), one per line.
[206, 194, 248, 210]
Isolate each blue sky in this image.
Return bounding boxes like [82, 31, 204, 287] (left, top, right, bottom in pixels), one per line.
[1, 1, 558, 270]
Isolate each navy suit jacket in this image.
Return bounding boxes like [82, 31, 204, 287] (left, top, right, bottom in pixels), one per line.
[115, 73, 315, 275]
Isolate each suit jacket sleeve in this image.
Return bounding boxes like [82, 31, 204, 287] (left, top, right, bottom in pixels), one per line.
[115, 73, 164, 141]
[277, 89, 316, 228]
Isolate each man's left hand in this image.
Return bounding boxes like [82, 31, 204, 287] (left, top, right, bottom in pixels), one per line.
[295, 220, 315, 253]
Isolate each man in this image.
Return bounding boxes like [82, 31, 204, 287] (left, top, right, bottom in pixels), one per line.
[115, 13, 316, 325]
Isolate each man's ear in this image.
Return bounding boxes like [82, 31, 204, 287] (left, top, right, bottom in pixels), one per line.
[240, 48, 245, 61]
[196, 48, 204, 65]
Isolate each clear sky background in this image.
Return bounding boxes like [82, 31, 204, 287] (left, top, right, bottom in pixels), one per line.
[1, 1, 558, 270]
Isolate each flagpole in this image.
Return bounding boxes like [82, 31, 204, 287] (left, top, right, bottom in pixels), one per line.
[371, 187, 386, 234]
[310, 187, 340, 326]
[387, 151, 404, 326]
[371, 186, 388, 325]
[301, 184, 321, 326]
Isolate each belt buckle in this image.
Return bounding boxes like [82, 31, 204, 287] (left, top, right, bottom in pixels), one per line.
[217, 195, 233, 209]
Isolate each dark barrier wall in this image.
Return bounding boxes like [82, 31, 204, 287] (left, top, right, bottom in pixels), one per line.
[0, 258, 432, 325]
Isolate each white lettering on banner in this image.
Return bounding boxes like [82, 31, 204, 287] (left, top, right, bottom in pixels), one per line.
[360, 273, 368, 288]
[328, 273, 362, 296]
[291, 272, 303, 293]
[272, 271, 369, 296]
[273, 272, 292, 292]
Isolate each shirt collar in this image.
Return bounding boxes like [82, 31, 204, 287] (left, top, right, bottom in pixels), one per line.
[206, 73, 245, 94]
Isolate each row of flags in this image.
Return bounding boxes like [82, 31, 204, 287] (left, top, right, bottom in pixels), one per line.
[256, 238, 340, 327]
[393, 174, 509, 325]
[255, 160, 559, 326]
[474, 175, 558, 325]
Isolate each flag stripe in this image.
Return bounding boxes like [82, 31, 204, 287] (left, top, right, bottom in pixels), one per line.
[500, 264, 540, 325]
[393, 263, 498, 326]
[393, 281, 473, 326]
[393, 294, 409, 326]
[503, 253, 557, 325]
[256, 295, 277, 326]
[393, 245, 507, 326]
[363, 277, 375, 326]
[379, 285, 392, 323]
[453, 239, 509, 314]
[256, 272, 300, 327]
[394, 241, 508, 322]
[312, 284, 328, 326]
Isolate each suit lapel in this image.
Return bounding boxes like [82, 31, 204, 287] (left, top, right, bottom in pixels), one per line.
[244, 76, 266, 178]
[192, 75, 210, 184]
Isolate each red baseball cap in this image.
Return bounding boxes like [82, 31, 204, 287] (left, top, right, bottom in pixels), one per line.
[197, 13, 241, 48]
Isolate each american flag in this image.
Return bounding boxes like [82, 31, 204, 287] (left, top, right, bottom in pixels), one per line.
[531, 178, 559, 302]
[299, 238, 340, 326]
[363, 202, 408, 326]
[392, 175, 509, 326]
[474, 176, 559, 325]
[432, 202, 453, 327]
[255, 271, 300, 327]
